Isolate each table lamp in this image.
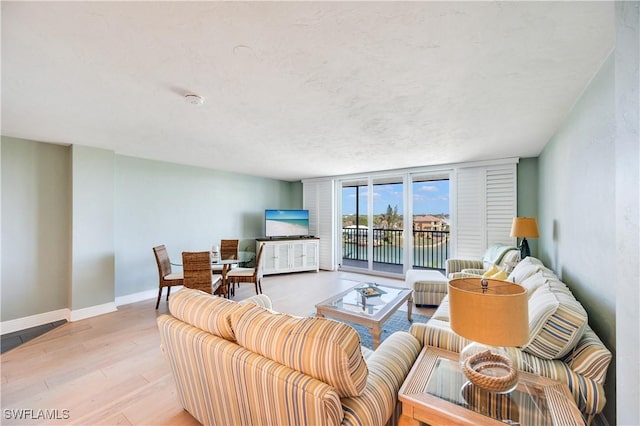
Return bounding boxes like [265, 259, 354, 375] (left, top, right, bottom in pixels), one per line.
[448, 277, 528, 393]
[510, 217, 539, 259]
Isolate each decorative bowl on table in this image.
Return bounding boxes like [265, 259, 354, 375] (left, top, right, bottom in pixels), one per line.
[356, 284, 387, 298]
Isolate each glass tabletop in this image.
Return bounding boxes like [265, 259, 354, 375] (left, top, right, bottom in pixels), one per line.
[320, 283, 410, 316]
[426, 357, 553, 425]
[172, 258, 239, 267]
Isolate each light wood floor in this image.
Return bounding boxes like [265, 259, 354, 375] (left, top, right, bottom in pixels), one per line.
[0, 270, 435, 425]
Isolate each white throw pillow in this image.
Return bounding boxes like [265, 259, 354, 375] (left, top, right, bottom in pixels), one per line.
[507, 256, 547, 283]
[520, 272, 548, 297]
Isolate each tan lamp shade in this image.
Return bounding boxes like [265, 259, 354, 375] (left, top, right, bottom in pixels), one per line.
[449, 278, 529, 347]
[510, 217, 539, 238]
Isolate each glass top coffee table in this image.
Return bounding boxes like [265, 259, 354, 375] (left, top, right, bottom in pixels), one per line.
[315, 282, 413, 349]
[399, 346, 585, 426]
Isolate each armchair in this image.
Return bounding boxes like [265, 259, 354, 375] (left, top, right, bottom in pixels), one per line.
[445, 243, 519, 279]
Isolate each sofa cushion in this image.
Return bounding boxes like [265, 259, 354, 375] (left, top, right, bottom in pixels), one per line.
[498, 249, 521, 273]
[230, 303, 368, 398]
[507, 256, 550, 283]
[523, 283, 588, 359]
[520, 271, 559, 297]
[168, 288, 241, 341]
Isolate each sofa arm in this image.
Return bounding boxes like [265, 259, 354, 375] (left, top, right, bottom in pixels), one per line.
[562, 326, 612, 384]
[445, 259, 483, 278]
[341, 332, 421, 426]
[449, 272, 484, 280]
[239, 293, 273, 310]
[409, 320, 471, 353]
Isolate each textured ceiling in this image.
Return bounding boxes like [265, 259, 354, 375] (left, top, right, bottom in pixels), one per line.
[1, 2, 614, 181]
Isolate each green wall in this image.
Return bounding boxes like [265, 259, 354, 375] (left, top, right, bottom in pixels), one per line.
[1, 137, 71, 320]
[1, 138, 301, 322]
[538, 53, 617, 423]
[516, 157, 539, 256]
[71, 145, 115, 310]
[114, 155, 301, 297]
[613, 3, 639, 424]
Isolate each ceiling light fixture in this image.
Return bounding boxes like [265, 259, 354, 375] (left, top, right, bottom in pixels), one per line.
[184, 93, 204, 105]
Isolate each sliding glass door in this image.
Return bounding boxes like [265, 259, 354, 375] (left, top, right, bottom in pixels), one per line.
[371, 176, 405, 274]
[410, 175, 450, 271]
[340, 175, 407, 275]
[341, 179, 369, 271]
[340, 172, 450, 276]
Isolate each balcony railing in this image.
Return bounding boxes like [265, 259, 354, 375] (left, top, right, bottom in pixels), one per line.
[342, 228, 450, 271]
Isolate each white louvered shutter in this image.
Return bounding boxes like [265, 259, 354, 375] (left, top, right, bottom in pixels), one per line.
[454, 164, 517, 259]
[303, 179, 335, 270]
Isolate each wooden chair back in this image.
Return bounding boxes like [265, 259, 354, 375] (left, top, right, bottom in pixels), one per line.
[153, 245, 172, 280]
[255, 245, 265, 281]
[182, 251, 216, 294]
[153, 244, 184, 309]
[227, 245, 265, 294]
[220, 239, 239, 260]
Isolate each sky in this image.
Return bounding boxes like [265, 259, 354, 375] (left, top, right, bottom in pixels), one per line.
[342, 180, 449, 215]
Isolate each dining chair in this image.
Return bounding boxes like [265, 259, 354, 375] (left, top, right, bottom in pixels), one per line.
[212, 239, 239, 295]
[226, 245, 265, 295]
[153, 245, 184, 309]
[212, 239, 239, 272]
[182, 251, 226, 297]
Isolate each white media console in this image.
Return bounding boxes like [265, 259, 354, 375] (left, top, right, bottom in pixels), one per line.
[256, 237, 319, 275]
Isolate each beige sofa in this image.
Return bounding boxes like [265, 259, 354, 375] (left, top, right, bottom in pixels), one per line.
[157, 288, 421, 426]
[410, 256, 612, 423]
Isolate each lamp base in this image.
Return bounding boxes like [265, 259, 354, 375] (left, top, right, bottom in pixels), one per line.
[519, 237, 531, 260]
[459, 343, 518, 394]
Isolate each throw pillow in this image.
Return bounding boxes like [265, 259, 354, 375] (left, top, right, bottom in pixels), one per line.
[499, 250, 521, 273]
[507, 256, 547, 283]
[482, 264, 498, 278]
[230, 303, 368, 398]
[168, 288, 240, 341]
[523, 283, 588, 359]
[489, 269, 508, 280]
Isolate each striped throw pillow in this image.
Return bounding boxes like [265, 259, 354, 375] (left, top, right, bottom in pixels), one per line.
[168, 288, 240, 341]
[523, 283, 588, 359]
[230, 303, 368, 397]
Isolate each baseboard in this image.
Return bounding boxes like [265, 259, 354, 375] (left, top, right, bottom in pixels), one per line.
[1, 308, 70, 335]
[115, 288, 162, 306]
[1, 289, 181, 334]
[69, 302, 118, 322]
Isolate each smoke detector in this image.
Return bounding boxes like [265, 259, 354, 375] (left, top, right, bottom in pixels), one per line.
[184, 93, 204, 105]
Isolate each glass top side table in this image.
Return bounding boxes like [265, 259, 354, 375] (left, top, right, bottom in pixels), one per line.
[398, 346, 585, 426]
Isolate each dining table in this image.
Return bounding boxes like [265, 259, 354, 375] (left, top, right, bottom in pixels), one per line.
[172, 258, 240, 296]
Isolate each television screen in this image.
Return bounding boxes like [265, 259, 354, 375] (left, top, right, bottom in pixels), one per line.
[265, 209, 310, 237]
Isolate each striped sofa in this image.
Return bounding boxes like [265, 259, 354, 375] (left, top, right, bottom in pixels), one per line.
[157, 288, 422, 426]
[410, 256, 612, 424]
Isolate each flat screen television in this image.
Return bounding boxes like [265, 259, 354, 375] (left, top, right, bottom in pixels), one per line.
[265, 209, 310, 238]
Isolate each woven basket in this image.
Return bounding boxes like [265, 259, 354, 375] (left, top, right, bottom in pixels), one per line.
[461, 349, 518, 393]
